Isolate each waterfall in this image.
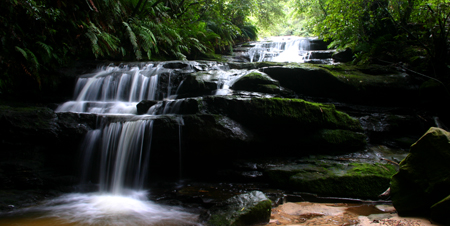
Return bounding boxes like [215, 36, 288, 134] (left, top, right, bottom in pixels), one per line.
[247, 36, 311, 63]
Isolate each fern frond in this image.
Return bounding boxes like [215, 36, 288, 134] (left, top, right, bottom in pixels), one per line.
[15, 46, 28, 60]
[37, 41, 53, 57]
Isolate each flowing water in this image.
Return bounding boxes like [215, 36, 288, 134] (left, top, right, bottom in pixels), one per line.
[0, 38, 316, 225]
[247, 36, 311, 63]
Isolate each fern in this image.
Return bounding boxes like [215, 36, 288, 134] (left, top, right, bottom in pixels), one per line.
[37, 41, 53, 57]
[26, 49, 39, 71]
[15, 46, 28, 60]
[123, 21, 141, 59]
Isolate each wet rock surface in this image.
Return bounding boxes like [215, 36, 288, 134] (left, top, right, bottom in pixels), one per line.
[200, 191, 271, 226]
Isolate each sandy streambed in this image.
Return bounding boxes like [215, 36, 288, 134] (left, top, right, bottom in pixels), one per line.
[268, 202, 441, 226]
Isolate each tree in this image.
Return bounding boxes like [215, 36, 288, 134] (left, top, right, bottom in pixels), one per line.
[293, 0, 450, 79]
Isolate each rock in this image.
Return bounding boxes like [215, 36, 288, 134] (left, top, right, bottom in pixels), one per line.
[390, 127, 450, 216]
[308, 38, 331, 50]
[200, 96, 362, 131]
[430, 194, 450, 224]
[231, 71, 281, 94]
[261, 64, 419, 106]
[176, 71, 221, 98]
[136, 100, 158, 114]
[359, 113, 434, 148]
[198, 96, 366, 154]
[266, 162, 397, 199]
[309, 50, 335, 59]
[332, 48, 354, 62]
[0, 106, 94, 190]
[201, 191, 272, 226]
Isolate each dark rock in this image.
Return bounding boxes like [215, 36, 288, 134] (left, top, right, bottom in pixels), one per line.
[231, 71, 281, 94]
[359, 113, 435, 148]
[197, 96, 366, 154]
[430, 194, 450, 224]
[310, 50, 335, 59]
[0, 106, 94, 191]
[332, 48, 354, 62]
[261, 64, 420, 106]
[136, 100, 158, 114]
[308, 38, 331, 50]
[200, 191, 271, 226]
[390, 127, 450, 216]
[176, 72, 218, 98]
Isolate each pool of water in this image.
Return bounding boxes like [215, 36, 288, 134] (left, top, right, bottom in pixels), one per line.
[0, 191, 202, 226]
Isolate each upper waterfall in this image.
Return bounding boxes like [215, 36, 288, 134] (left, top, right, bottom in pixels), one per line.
[248, 36, 311, 63]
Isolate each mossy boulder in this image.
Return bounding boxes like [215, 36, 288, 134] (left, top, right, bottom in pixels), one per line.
[231, 71, 280, 94]
[390, 127, 450, 218]
[266, 162, 397, 199]
[198, 96, 366, 154]
[430, 194, 450, 224]
[260, 64, 419, 106]
[200, 96, 362, 132]
[201, 191, 272, 226]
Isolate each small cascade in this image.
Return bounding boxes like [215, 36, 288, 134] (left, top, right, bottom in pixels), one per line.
[56, 61, 228, 114]
[247, 36, 311, 63]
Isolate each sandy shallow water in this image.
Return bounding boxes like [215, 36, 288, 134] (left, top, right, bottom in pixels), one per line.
[268, 202, 442, 226]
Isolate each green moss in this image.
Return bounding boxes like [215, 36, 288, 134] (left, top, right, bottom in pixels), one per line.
[314, 129, 367, 149]
[267, 162, 397, 199]
[247, 98, 362, 131]
[346, 163, 397, 178]
[315, 64, 406, 90]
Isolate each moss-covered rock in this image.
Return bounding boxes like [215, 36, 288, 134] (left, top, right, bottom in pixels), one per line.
[231, 71, 281, 94]
[200, 96, 362, 131]
[201, 191, 272, 226]
[260, 64, 419, 106]
[390, 127, 450, 217]
[266, 162, 397, 199]
[309, 129, 367, 151]
[430, 194, 450, 224]
[197, 96, 366, 154]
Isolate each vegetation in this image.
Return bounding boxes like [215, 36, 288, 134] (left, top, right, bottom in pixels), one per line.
[293, 0, 450, 79]
[1, 0, 449, 98]
[0, 0, 284, 98]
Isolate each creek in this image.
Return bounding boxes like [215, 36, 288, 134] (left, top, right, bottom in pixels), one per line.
[0, 37, 437, 225]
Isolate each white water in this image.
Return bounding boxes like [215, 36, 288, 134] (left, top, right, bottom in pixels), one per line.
[248, 36, 311, 63]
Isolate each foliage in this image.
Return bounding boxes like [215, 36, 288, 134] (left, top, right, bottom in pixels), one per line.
[293, 0, 450, 79]
[1, 0, 286, 97]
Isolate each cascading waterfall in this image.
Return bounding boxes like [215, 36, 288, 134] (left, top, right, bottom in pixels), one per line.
[40, 61, 227, 225]
[247, 36, 311, 63]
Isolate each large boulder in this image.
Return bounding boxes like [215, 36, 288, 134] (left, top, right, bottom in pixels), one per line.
[261, 64, 419, 106]
[390, 127, 450, 222]
[199, 96, 366, 154]
[231, 71, 280, 94]
[200, 191, 272, 226]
